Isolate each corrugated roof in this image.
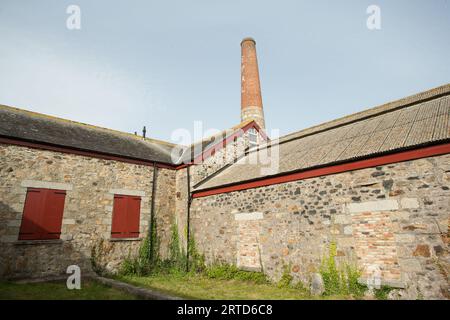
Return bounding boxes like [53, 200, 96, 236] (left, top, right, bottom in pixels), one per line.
[0, 105, 177, 164]
[195, 84, 450, 191]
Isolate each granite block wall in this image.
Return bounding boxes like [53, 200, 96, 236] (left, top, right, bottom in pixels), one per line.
[190, 154, 450, 299]
[0, 144, 175, 279]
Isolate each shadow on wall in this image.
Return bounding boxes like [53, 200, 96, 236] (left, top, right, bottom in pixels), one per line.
[0, 201, 106, 281]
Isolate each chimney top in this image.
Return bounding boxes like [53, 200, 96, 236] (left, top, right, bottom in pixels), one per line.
[240, 37, 265, 129]
[240, 37, 256, 46]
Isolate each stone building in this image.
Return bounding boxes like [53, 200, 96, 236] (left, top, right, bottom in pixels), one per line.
[0, 38, 449, 299]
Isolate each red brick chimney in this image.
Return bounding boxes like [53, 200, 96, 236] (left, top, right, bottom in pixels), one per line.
[241, 37, 265, 129]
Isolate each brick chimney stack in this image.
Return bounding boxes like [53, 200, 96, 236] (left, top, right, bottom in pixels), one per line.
[240, 37, 265, 129]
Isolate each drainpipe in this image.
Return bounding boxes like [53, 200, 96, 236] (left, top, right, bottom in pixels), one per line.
[149, 162, 158, 262]
[185, 165, 192, 272]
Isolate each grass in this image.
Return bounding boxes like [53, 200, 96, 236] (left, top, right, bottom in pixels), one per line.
[116, 273, 351, 300]
[205, 264, 268, 284]
[0, 279, 138, 300]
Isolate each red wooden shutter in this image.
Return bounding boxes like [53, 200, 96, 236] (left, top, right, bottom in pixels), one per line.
[111, 195, 141, 238]
[19, 188, 45, 240]
[41, 190, 66, 239]
[111, 195, 128, 238]
[126, 196, 141, 238]
[19, 188, 66, 240]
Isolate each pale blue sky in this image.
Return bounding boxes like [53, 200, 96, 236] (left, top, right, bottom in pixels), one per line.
[0, 0, 449, 142]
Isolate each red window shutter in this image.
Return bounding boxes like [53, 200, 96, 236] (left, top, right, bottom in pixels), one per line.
[19, 188, 66, 240]
[41, 190, 66, 239]
[111, 195, 128, 238]
[19, 188, 45, 240]
[111, 195, 141, 238]
[126, 196, 141, 238]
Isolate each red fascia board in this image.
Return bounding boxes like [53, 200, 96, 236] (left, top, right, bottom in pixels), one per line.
[0, 136, 177, 170]
[190, 121, 268, 164]
[192, 142, 450, 199]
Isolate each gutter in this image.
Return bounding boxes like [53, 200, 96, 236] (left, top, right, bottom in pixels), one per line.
[185, 165, 192, 272]
[149, 162, 158, 261]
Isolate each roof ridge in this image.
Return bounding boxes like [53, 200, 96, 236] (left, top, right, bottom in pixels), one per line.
[0, 104, 178, 148]
[187, 120, 255, 147]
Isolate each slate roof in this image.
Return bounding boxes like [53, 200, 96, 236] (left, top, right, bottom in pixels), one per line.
[0, 105, 177, 164]
[195, 84, 450, 191]
[0, 105, 261, 166]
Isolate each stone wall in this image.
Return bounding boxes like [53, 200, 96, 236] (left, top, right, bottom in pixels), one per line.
[154, 167, 176, 259]
[190, 154, 450, 299]
[2, 141, 448, 299]
[0, 144, 175, 279]
[174, 168, 189, 252]
[175, 131, 264, 252]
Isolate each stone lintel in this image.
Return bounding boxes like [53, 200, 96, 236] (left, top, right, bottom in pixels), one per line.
[21, 180, 73, 191]
[346, 199, 399, 213]
[108, 189, 146, 197]
[399, 198, 420, 209]
[234, 212, 264, 221]
[358, 277, 406, 289]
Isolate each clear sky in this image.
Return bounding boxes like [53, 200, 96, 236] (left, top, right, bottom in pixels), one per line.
[0, 0, 449, 143]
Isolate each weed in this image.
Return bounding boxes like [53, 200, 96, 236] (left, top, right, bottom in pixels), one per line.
[205, 263, 268, 284]
[319, 241, 367, 297]
[277, 264, 294, 288]
[374, 285, 394, 300]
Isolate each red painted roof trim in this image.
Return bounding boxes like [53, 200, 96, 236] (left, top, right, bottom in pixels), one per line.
[192, 142, 450, 198]
[190, 120, 268, 165]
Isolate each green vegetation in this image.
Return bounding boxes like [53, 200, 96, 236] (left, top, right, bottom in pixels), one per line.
[91, 238, 107, 276]
[100, 223, 377, 300]
[374, 285, 394, 300]
[205, 264, 268, 284]
[117, 273, 316, 300]
[118, 222, 206, 277]
[118, 222, 268, 288]
[319, 241, 367, 298]
[277, 264, 294, 288]
[120, 236, 153, 276]
[119, 212, 160, 276]
[0, 280, 137, 300]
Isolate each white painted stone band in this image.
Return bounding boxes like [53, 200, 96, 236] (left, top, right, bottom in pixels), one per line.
[234, 212, 264, 221]
[108, 189, 145, 197]
[346, 199, 399, 213]
[399, 198, 420, 209]
[21, 180, 73, 191]
[62, 219, 76, 225]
